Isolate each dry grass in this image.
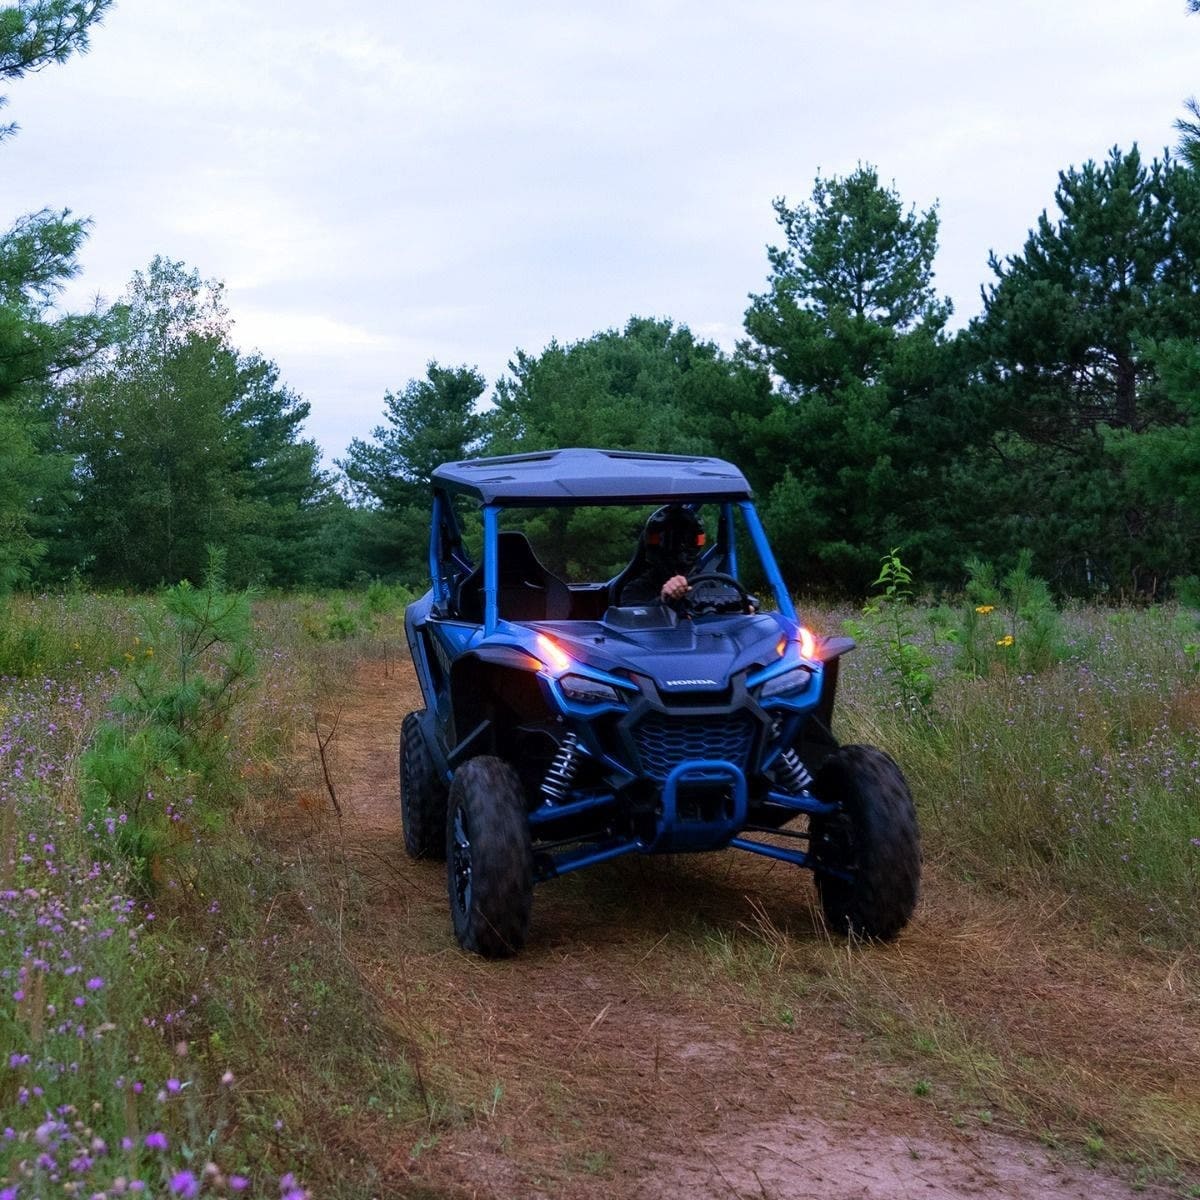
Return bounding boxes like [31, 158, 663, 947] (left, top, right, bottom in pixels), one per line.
[705, 865, 1200, 1180]
[254, 595, 1200, 1195]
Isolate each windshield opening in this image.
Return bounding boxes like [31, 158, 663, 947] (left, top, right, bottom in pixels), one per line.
[479, 502, 776, 621]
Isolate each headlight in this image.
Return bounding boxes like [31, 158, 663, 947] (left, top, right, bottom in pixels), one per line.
[758, 665, 813, 701]
[559, 673, 622, 705]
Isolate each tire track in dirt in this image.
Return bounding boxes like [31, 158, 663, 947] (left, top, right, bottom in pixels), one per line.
[325, 657, 1187, 1200]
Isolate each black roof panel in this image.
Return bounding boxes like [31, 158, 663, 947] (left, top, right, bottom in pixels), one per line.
[431, 448, 753, 505]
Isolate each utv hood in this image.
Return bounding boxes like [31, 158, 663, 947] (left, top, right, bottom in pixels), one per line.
[529, 610, 791, 694]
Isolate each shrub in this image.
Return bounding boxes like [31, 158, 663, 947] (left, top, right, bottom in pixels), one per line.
[954, 550, 1064, 677]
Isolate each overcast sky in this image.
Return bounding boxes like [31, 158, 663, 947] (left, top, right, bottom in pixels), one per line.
[2, 0, 1196, 463]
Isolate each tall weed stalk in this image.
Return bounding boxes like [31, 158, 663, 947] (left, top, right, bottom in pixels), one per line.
[845, 549, 936, 720]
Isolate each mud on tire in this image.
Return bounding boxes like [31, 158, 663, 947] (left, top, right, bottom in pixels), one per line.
[809, 744, 921, 941]
[447, 756, 534, 958]
[400, 710, 448, 860]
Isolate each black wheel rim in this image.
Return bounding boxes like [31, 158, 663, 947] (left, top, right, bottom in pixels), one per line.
[451, 806, 473, 914]
[813, 812, 858, 876]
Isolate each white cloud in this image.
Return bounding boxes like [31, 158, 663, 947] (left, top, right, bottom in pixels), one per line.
[232, 309, 396, 358]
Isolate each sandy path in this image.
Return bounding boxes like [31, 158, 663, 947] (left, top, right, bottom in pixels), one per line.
[322, 657, 1187, 1200]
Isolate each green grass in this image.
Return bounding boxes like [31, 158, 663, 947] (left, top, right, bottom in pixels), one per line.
[0, 589, 142, 676]
[0, 587, 420, 1197]
[802, 597, 1200, 945]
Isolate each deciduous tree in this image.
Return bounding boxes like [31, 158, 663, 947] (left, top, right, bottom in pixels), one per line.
[490, 317, 770, 456]
[485, 317, 773, 579]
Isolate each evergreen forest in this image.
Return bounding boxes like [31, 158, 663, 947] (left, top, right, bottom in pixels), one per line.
[4, 2, 1200, 601]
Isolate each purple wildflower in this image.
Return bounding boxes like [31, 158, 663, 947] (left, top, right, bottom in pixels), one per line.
[170, 1170, 199, 1198]
[143, 1131, 168, 1151]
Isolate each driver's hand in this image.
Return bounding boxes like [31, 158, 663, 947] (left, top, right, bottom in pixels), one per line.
[660, 575, 690, 603]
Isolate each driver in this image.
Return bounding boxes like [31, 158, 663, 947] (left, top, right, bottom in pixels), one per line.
[618, 504, 706, 606]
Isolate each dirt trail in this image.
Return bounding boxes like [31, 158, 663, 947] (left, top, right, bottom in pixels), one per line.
[324, 658, 1190, 1199]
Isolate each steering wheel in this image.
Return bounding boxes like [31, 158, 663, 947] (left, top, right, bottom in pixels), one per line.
[683, 572, 754, 616]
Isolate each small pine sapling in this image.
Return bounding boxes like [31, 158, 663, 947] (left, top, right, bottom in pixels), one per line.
[954, 550, 1064, 677]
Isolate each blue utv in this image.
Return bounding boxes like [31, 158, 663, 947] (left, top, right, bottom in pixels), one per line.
[401, 448, 920, 957]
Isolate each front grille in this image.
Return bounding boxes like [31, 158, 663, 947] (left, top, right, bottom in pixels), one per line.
[632, 712, 757, 780]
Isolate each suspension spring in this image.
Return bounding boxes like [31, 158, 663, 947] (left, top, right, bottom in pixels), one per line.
[774, 744, 813, 793]
[541, 733, 582, 803]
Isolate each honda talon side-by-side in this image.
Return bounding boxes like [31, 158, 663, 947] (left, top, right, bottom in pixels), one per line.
[401, 448, 920, 957]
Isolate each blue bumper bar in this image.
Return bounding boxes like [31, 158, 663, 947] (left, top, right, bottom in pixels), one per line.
[531, 764, 851, 882]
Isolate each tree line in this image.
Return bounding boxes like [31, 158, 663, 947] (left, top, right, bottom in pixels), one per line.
[3, 2, 1200, 598]
[337, 147, 1200, 599]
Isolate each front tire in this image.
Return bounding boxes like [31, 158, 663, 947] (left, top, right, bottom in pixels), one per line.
[447, 756, 534, 958]
[809, 745, 921, 941]
[400, 710, 448, 860]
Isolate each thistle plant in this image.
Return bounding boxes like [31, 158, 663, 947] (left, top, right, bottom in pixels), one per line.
[1, 666, 309, 1197]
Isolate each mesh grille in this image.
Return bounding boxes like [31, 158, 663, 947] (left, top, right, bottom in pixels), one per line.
[632, 712, 757, 780]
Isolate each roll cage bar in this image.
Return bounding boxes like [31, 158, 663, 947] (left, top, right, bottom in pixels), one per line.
[428, 490, 797, 635]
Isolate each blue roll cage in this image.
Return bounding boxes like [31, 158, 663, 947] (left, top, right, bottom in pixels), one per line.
[428, 493, 798, 635]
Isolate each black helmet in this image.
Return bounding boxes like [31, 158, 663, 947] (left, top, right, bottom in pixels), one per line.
[643, 504, 705, 568]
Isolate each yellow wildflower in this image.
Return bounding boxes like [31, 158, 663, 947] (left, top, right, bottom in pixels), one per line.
[975, 605, 995, 614]
[996, 634, 1014, 647]
[123, 652, 134, 662]
[144, 647, 154, 657]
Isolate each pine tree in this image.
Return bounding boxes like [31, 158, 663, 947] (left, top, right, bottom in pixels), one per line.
[65, 258, 328, 587]
[967, 147, 1200, 594]
[1177, 0, 1200, 170]
[743, 166, 960, 592]
[0, 0, 113, 588]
